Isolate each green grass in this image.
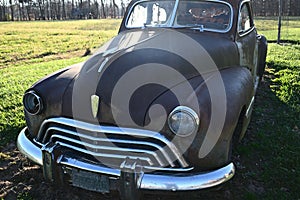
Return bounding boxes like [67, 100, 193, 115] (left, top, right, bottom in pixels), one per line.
[255, 17, 300, 111]
[0, 19, 121, 68]
[0, 57, 87, 145]
[235, 18, 300, 199]
[0, 19, 300, 199]
[267, 44, 300, 111]
[0, 19, 121, 147]
[255, 16, 300, 43]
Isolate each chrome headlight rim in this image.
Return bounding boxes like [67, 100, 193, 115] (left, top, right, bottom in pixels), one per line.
[168, 106, 200, 137]
[23, 90, 43, 115]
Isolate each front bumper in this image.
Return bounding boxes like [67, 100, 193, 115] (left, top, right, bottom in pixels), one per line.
[17, 127, 235, 194]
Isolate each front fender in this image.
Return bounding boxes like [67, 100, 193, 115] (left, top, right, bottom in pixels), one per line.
[24, 63, 83, 138]
[147, 66, 253, 170]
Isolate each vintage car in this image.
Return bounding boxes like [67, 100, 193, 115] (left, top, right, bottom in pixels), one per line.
[17, 0, 267, 199]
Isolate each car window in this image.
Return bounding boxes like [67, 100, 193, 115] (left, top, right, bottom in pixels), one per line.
[238, 3, 253, 34]
[127, 1, 175, 28]
[175, 1, 231, 31]
[126, 0, 233, 33]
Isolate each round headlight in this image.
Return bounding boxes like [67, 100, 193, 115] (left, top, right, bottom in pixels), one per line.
[23, 91, 43, 115]
[168, 106, 199, 137]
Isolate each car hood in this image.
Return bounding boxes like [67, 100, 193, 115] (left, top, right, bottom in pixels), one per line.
[64, 28, 239, 128]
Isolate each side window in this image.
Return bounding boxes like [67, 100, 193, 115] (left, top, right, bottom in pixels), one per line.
[238, 3, 253, 34]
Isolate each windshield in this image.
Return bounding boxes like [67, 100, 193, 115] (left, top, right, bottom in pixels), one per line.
[127, 1, 176, 28]
[126, 0, 232, 32]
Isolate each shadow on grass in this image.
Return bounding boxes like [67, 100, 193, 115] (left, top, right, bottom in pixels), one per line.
[268, 40, 300, 45]
[0, 125, 24, 150]
[228, 67, 300, 200]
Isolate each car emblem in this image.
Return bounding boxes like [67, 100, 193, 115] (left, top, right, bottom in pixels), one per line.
[91, 95, 100, 118]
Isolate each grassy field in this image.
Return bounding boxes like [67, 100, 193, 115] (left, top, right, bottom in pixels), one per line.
[255, 17, 300, 112]
[0, 20, 120, 68]
[0, 19, 121, 146]
[0, 19, 299, 199]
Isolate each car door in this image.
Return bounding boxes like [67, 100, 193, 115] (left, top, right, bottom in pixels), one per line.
[235, 0, 259, 87]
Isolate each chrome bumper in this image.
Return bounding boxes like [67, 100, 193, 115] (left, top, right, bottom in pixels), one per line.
[17, 127, 235, 192]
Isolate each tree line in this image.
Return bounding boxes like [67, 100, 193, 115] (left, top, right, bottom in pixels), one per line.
[0, 0, 299, 21]
[0, 0, 127, 21]
[253, 0, 300, 16]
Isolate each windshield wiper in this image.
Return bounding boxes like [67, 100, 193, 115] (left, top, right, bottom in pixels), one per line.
[173, 24, 205, 32]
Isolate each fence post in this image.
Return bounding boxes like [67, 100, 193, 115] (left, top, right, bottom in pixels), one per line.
[277, 0, 283, 44]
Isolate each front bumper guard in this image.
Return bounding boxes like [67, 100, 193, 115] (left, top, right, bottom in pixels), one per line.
[17, 127, 235, 195]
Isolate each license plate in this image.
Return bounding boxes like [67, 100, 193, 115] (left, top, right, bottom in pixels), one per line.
[72, 169, 110, 193]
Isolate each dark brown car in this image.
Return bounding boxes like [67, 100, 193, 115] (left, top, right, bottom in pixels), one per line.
[17, 0, 267, 199]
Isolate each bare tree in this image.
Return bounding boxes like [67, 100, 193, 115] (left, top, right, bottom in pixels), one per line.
[100, 0, 106, 18]
[93, 0, 99, 18]
[37, 0, 45, 19]
[112, 0, 118, 18]
[62, 0, 66, 19]
[9, 0, 14, 20]
[120, 0, 125, 17]
[26, 0, 32, 20]
[0, 0, 7, 21]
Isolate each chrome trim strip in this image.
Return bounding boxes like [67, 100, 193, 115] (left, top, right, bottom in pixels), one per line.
[254, 75, 260, 93]
[246, 96, 255, 118]
[245, 76, 259, 118]
[47, 126, 170, 166]
[17, 127, 43, 165]
[37, 117, 188, 167]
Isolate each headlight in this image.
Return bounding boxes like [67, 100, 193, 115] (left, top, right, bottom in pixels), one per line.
[23, 91, 43, 115]
[168, 106, 199, 137]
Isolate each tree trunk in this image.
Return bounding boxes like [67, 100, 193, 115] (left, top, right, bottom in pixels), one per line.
[18, 1, 21, 20]
[112, 0, 118, 18]
[57, 0, 61, 20]
[120, 0, 125, 17]
[26, 1, 31, 20]
[62, 0, 66, 19]
[79, 0, 82, 19]
[21, 2, 25, 20]
[100, 0, 106, 18]
[94, 0, 99, 18]
[48, 0, 51, 19]
[9, 0, 14, 21]
[0, 5, 3, 21]
[1, 1, 7, 21]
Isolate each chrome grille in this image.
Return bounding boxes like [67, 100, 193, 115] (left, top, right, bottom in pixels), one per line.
[36, 117, 189, 168]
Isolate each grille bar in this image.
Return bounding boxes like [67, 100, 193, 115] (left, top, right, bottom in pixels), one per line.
[51, 134, 160, 165]
[37, 117, 189, 168]
[47, 126, 170, 166]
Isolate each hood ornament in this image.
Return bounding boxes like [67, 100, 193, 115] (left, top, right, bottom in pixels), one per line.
[91, 95, 100, 118]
